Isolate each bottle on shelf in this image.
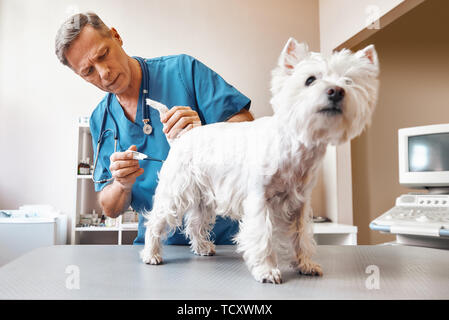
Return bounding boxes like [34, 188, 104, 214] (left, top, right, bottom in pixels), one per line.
[78, 158, 90, 175]
[86, 157, 93, 175]
[99, 214, 106, 227]
[92, 210, 100, 226]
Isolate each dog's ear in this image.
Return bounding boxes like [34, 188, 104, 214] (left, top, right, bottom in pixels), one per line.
[356, 44, 379, 67]
[278, 38, 309, 74]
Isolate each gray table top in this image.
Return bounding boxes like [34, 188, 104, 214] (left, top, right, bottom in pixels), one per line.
[0, 244, 448, 300]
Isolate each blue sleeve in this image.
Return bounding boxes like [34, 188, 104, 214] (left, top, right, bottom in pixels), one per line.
[90, 106, 112, 192]
[178, 54, 251, 124]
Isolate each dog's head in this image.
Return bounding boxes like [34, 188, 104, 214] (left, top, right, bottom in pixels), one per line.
[270, 37, 379, 145]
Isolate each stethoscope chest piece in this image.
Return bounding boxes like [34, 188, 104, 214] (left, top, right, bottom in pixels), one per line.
[143, 123, 153, 135]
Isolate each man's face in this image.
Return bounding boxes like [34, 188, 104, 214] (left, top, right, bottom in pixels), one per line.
[65, 26, 132, 95]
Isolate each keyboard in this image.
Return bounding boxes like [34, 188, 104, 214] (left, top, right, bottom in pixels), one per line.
[370, 194, 449, 237]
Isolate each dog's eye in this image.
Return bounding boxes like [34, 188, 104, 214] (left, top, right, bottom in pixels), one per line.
[345, 78, 353, 85]
[305, 76, 316, 86]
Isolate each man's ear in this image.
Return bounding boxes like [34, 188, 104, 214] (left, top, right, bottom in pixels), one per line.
[356, 44, 379, 67]
[110, 27, 123, 46]
[278, 38, 309, 74]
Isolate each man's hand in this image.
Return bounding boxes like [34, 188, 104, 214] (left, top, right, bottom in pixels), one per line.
[109, 145, 144, 191]
[161, 106, 201, 139]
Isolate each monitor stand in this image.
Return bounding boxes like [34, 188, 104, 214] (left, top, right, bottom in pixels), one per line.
[426, 187, 449, 195]
[395, 234, 449, 250]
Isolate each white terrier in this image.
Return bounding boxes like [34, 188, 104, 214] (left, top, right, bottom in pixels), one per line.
[140, 37, 379, 284]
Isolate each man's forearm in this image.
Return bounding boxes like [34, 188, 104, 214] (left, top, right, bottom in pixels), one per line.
[98, 181, 132, 218]
[227, 108, 254, 122]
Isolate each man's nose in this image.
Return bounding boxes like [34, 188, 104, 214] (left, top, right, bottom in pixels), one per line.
[327, 86, 345, 103]
[97, 63, 111, 81]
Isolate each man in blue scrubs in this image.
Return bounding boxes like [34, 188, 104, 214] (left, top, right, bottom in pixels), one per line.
[55, 13, 253, 245]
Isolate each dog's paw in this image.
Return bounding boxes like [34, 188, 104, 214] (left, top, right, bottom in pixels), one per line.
[140, 249, 163, 265]
[192, 242, 216, 256]
[297, 261, 323, 276]
[254, 268, 283, 284]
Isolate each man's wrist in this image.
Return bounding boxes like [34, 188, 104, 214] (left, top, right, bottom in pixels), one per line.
[113, 179, 133, 193]
[107, 180, 133, 215]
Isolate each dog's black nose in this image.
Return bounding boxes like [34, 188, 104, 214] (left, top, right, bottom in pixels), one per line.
[327, 86, 345, 103]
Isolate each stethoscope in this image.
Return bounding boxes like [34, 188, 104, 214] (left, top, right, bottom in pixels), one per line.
[92, 57, 162, 184]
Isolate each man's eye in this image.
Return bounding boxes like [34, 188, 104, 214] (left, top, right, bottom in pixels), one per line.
[305, 76, 316, 86]
[100, 49, 108, 60]
[85, 67, 94, 76]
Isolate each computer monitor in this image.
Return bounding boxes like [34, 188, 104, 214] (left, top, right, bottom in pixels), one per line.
[398, 123, 449, 194]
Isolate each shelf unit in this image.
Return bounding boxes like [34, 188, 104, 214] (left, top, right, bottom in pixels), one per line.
[74, 214, 139, 245]
[72, 121, 138, 245]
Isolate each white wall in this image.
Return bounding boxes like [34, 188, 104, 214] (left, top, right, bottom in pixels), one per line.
[0, 0, 321, 234]
[319, 0, 405, 54]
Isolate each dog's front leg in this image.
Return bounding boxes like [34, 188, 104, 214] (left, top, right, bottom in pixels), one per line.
[290, 201, 323, 276]
[235, 194, 281, 284]
[140, 219, 164, 265]
[140, 208, 168, 265]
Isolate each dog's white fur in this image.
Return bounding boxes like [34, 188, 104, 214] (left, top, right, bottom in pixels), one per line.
[140, 38, 379, 284]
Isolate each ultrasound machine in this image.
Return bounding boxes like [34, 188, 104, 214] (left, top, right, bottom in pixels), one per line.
[370, 123, 449, 249]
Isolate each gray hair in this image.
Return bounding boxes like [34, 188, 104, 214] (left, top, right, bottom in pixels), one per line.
[55, 12, 111, 67]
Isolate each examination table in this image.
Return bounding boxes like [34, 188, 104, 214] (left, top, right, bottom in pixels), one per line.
[0, 245, 448, 299]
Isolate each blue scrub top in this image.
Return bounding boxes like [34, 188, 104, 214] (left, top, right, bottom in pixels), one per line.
[89, 54, 251, 245]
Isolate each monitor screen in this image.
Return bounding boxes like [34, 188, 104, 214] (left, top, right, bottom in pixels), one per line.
[408, 133, 449, 172]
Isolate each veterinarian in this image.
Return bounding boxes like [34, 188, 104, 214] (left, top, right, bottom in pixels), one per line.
[55, 12, 253, 245]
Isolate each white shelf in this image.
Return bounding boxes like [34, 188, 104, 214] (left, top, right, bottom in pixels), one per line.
[312, 222, 357, 245]
[121, 223, 139, 230]
[78, 119, 89, 128]
[77, 175, 92, 179]
[75, 226, 119, 232]
[313, 222, 357, 234]
[75, 223, 138, 232]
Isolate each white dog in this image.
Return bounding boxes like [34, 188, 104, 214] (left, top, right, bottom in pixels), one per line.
[140, 37, 379, 284]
